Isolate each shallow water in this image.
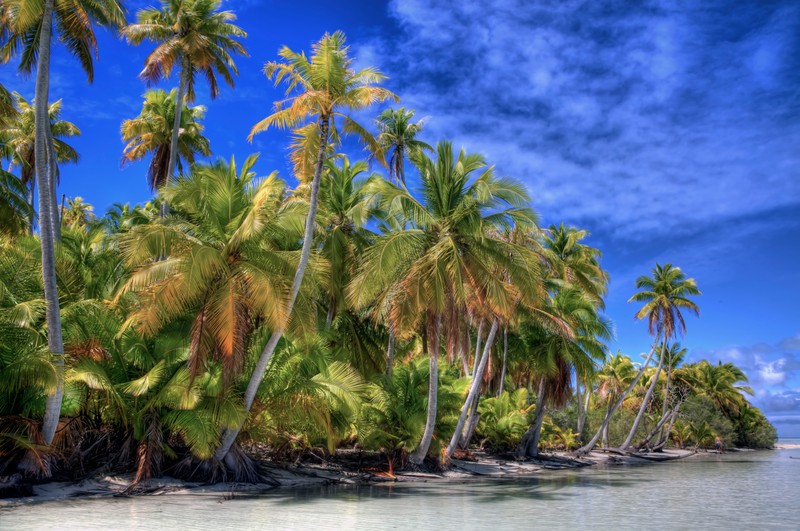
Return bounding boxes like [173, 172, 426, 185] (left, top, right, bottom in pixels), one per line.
[2, 447, 799, 530]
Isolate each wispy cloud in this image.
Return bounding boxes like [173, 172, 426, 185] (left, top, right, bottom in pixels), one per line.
[373, 0, 800, 240]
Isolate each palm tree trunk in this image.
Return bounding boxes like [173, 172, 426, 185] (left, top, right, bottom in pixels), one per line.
[472, 319, 484, 376]
[447, 320, 498, 457]
[409, 312, 441, 466]
[602, 396, 612, 447]
[462, 322, 471, 376]
[517, 379, 547, 458]
[163, 62, 189, 217]
[325, 299, 335, 328]
[576, 380, 583, 436]
[654, 406, 680, 450]
[35, 0, 63, 447]
[45, 124, 60, 240]
[27, 179, 35, 235]
[577, 381, 591, 441]
[386, 330, 395, 377]
[573, 344, 657, 457]
[621, 340, 667, 450]
[496, 326, 508, 397]
[214, 115, 330, 463]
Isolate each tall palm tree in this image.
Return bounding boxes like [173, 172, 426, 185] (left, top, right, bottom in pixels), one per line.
[214, 31, 397, 463]
[318, 156, 379, 327]
[122, 0, 247, 205]
[0, 0, 124, 446]
[0, 93, 79, 232]
[516, 288, 611, 458]
[375, 107, 431, 185]
[620, 263, 700, 450]
[122, 89, 211, 194]
[350, 141, 540, 465]
[374, 107, 431, 376]
[542, 224, 608, 308]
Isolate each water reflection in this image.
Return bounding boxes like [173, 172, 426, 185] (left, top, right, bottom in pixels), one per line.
[2, 449, 798, 530]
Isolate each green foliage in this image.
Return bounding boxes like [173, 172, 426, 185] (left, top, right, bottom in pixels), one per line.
[358, 358, 465, 457]
[476, 389, 533, 450]
[679, 396, 735, 446]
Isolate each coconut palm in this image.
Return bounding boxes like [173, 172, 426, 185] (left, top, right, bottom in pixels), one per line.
[318, 156, 380, 327]
[118, 155, 308, 384]
[122, 0, 247, 201]
[620, 263, 700, 450]
[375, 107, 431, 185]
[62, 196, 95, 230]
[516, 288, 611, 458]
[682, 361, 753, 415]
[0, 94, 79, 232]
[350, 141, 541, 465]
[596, 351, 636, 447]
[214, 31, 397, 463]
[0, 0, 123, 440]
[122, 89, 211, 195]
[542, 223, 608, 308]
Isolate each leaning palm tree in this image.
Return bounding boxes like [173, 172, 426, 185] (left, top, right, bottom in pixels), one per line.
[375, 107, 431, 185]
[0, 0, 124, 446]
[350, 141, 541, 465]
[596, 351, 636, 447]
[121, 89, 211, 195]
[515, 288, 611, 458]
[213, 31, 397, 463]
[620, 263, 700, 450]
[122, 0, 247, 202]
[0, 93, 79, 232]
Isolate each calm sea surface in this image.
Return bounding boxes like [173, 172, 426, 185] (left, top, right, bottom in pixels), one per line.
[2, 444, 799, 530]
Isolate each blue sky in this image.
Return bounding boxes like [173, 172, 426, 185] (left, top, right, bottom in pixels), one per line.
[2, 0, 799, 436]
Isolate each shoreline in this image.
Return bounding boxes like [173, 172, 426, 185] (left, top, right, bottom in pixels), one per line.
[0, 448, 714, 506]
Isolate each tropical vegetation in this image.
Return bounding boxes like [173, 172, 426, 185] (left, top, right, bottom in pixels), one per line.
[0, 14, 776, 489]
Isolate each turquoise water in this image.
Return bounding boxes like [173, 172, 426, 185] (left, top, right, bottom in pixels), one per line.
[2, 447, 799, 530]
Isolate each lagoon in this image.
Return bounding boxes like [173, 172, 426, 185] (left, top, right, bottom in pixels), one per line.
[3, 446, 799, 530]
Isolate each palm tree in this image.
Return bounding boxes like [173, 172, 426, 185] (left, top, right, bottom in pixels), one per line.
[214, 31, 397, 463]
[122, 0, 247, 206]
[542, 224, 608, 308]
[0, 94, 80, 232]
[350, 141, 540, 465]
[682, 361, 753, 415]
[374, 107, 431, 375]
[596, 351, 636, 447]
[119, 155, 307, 384]
[516, 288, 611, 458]
[62, 196, 95, 230]
[375, 107, 431, 185]
[318, 156, 379, 327]
[620, 263, 700, 450]
[122, 89, 211, 194]
[0, 0, 123, 446]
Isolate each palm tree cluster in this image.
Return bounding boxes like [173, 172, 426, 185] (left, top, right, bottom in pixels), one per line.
[0, 4, 775, 484]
